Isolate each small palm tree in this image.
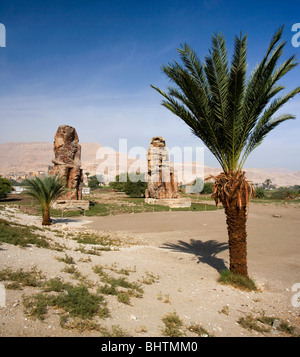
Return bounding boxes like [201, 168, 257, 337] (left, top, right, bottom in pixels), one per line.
[151, 27, 300, 277]
[25, 175, 67, 225]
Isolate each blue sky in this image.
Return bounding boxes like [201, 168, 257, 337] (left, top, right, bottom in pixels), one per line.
[0, 0, 300, 170]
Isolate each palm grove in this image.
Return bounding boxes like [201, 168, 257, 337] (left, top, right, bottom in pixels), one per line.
[151, 27, 300, 277]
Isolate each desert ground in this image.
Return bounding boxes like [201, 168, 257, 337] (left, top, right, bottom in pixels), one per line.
[0, 198, 299, 337]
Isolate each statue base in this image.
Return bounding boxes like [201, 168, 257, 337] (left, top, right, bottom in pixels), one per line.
[51, 200, 90, 211]
[145, 197, 191, 208]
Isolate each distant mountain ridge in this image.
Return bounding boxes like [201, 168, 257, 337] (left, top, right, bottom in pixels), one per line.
[0, 142, 299, 186]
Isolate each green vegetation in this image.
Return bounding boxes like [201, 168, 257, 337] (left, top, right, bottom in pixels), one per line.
[109, 173, 147, 198]
[72, 232, 120, 248]
[100, 325, 131, 337]
[93, 264, 144, 305]
[99, 263, 137, 276]
[55, 254, 76, 265]
[24, 175, 66, 225]
[0, 263, 132, 335]
[0, 218, 64, 250]
[252, 185, 300, 202]
[23, 283, 109, 321]
[270, 186, 299, 200]
[59, 318, 130, 336]
[0, 218, 49, 249]
[0, 177, 13, 199]
[237, 313, 297, 336]
[74, 245, 103, 256]
[161, 312, 214, 337]
[88, 175, 101, 190]
[0, 266, 44, 290]
[202, 182, 213, 194]
[218, 270, 257, 291]
[49, 197, 219, 218]
[139, 271, 160, 285]
[43, 277, 66, 292]
[187, 323, 212, 337]
[254, 186, 266, 199]
[162, 312, 185, 337]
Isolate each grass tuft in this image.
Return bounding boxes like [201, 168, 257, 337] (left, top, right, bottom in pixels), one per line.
[0, 266, 44, 289]
[187, 323, 212, 337]
[218, 270, 257, 291]
[162, 312, 185, 337]
[0, 218, 50, 248]
[237, 313, 296, 336]
[23, 282, 109, 321]
[93, 264, 146, 305]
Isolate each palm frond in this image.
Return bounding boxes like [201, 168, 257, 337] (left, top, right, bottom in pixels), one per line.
[25, 175, 66, 206]
[239, 113, 296, 169]
[151, 26, 299, 173]
[227, 33, 248, 169]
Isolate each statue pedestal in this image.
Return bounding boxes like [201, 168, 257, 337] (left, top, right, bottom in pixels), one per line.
[145, 197, 191, 208]
[51, 200, 90, 211]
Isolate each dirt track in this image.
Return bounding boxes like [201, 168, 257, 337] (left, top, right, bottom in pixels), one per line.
[86, 203, 300, 290]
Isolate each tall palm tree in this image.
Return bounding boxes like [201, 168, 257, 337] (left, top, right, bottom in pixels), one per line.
[151, 27, 300, 277]
[25, 175, 67, 225]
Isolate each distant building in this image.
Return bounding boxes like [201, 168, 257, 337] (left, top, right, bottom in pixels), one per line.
[13, 186, 27, 194]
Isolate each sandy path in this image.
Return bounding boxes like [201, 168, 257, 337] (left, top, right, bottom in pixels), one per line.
[86, 203, 300, 290]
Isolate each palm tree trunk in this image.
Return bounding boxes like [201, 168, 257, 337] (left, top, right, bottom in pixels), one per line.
[42, 207, 51, 225]
[224, 204, 248, 277]
[211, 171, 252, 277]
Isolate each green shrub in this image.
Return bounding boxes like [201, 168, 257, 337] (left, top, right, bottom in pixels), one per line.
[255, 186, 266, 199]
[202, 182, 213, 194]
[88, 178, 100, 190]
[271, 187, 298, 200]
[23, 282, 109, 321]
[110, 173, 147, 198]
[0, 177, 13, 199]
[162, 312, 185, 337]
[54, 285, 107, 319]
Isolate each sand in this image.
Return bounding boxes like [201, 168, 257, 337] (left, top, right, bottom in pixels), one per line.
[0, 202, 299, 337]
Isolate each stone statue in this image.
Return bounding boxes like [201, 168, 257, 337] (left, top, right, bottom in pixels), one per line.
[145, 137, 180, 199]
[50, 125, 83, 200]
